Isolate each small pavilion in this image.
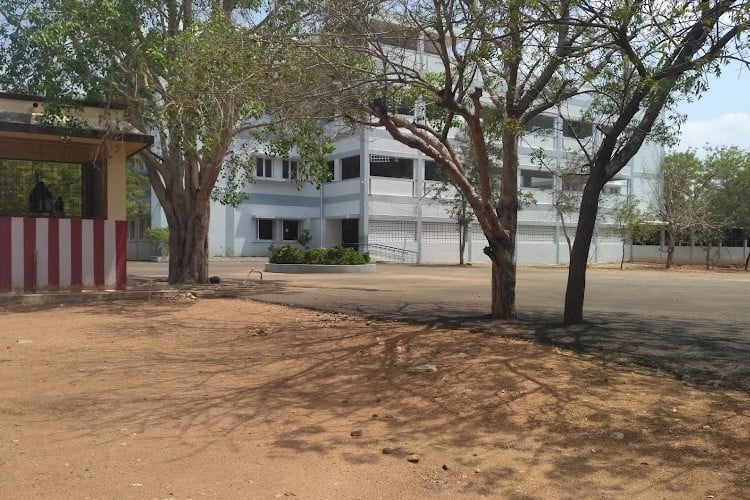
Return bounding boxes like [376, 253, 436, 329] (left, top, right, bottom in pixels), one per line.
[0, 92, 153, 292]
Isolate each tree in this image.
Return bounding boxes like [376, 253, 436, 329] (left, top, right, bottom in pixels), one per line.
[659, 150, 737, 269]
[562, 1, 750, 324]
[660, 152, 704, 268]
[699, 146, 750, 269]
[609, 195, 651, 269]
[0, 0, 331, 284]
[303, 0, 617, 318]
[425, 131, 502, 265]
[529, 148, 589, 258]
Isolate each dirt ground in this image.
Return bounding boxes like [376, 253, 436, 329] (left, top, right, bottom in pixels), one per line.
[1, 297, 749, 499]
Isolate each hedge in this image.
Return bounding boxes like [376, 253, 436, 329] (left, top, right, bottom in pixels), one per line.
[269, 245, 370, 265]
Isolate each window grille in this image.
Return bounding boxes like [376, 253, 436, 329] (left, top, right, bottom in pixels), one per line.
[422, 222, 460, 242]
[369, 219, 416, 241]
[596, 227, 622, 243]
[469, 224, 485, 239]
[517, 225, 556, 243]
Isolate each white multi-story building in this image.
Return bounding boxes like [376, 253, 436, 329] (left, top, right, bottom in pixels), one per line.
[145, 112, 662, 265]
[143, 35, 664, 265]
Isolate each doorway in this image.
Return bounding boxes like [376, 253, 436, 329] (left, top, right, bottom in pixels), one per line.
[341, 219, 359, 249]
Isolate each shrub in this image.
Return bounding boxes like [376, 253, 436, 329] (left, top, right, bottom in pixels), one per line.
[303, 248, 327, 264]
[324, 245, 369, 265]
[269, 245, 304, 264]
[144, 226, 169, 256]
[269, 245, 370, 265]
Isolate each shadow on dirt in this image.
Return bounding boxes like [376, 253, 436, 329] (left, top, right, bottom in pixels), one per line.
[29, 300, 750, 498]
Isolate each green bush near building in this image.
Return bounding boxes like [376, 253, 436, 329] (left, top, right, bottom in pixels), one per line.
[269, 245, 370, 265]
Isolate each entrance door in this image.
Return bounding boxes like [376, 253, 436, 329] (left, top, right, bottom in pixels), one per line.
[341, 219, 359, 249]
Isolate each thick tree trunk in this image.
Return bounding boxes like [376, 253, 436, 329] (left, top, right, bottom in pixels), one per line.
[484, 238, 516, 318]
[482, 130, 519, 319]
[166, 199, 211, 284]
[563, 179, 603, 324]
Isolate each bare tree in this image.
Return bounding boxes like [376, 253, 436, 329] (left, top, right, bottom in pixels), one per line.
[302, 0, 615, 318]
[562, 0, 750, 323]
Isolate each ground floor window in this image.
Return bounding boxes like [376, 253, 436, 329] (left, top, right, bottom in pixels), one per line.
[128, 216, 150, 240]
[520, 169, 554, 189]
[424, 161, 445, 181]
[257, 218, 274, 240]
[282, 220, 299, 241]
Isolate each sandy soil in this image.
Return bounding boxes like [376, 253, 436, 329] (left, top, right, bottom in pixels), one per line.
[1, 297, 748, 499]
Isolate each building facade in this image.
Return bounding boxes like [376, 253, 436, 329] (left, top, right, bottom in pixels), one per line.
[148, 115, 663, 265]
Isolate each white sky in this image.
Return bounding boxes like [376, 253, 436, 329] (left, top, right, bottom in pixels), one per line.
[675, 61, 750, 152]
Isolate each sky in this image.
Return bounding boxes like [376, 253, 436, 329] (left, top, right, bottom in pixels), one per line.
[675, 61, 750, 152]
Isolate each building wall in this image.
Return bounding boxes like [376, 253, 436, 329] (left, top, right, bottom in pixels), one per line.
[188, 119, 661, 264]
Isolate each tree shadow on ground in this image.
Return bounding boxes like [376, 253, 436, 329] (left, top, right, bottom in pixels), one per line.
[17, 299, 749, 498]
[427, 310, 750, 393]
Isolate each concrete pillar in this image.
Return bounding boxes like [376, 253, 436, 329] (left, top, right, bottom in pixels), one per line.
[105, 142, 127, 220]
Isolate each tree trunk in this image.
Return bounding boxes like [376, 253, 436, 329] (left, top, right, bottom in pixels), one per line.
[481, 130, 519, 319]
[459, 222, 467, 265]
[705, 247, 711, 271]
[665, 231, 675, 269]
[166, 199, 211, 284]
[563, 179, 603, 324]
[744, 250, 749, 271]
[620, 239, 626, 270]
[484, 237, 516, 318]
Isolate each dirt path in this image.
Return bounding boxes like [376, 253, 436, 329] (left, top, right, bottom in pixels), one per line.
[1, 297, 748, 499]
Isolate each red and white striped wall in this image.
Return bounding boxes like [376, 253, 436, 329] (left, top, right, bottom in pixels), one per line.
[0, 217, 127, 292]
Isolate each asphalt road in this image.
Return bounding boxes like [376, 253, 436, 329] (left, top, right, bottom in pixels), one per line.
[128, 260, 750, 390]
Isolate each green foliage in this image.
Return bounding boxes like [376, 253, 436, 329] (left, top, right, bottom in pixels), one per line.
[610, 196, 649, 241]
[0, 0, 336, 282]
[296, 229, 312, 249]
[269, 245, 370, 265]
[126, 161, 149, 220]
[302, 247, 327, 264]
[268, 245, 304, 264]
[144, 226, 169, 256]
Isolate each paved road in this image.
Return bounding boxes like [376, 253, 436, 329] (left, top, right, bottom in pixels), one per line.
[128, 260, 750, 390]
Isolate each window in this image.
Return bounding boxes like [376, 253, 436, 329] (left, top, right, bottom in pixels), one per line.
[521, 169, 554, 189]
[257, 218, 274, 240]
[562, 173, 588, 191]
[603, 184, 622, 195]
[524, 115, 555, 135]
[563, 119, 592, 139]
[326, 160, 335, 182]
[389, 95, 415, 115]
[256, 158, 273, 178]
[282, 160, 298, 180]
[369, 156, 413, 179]
[282, 220, 299, 241]
[424, 161, 444, 181]
[341, 155, 360, 179]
